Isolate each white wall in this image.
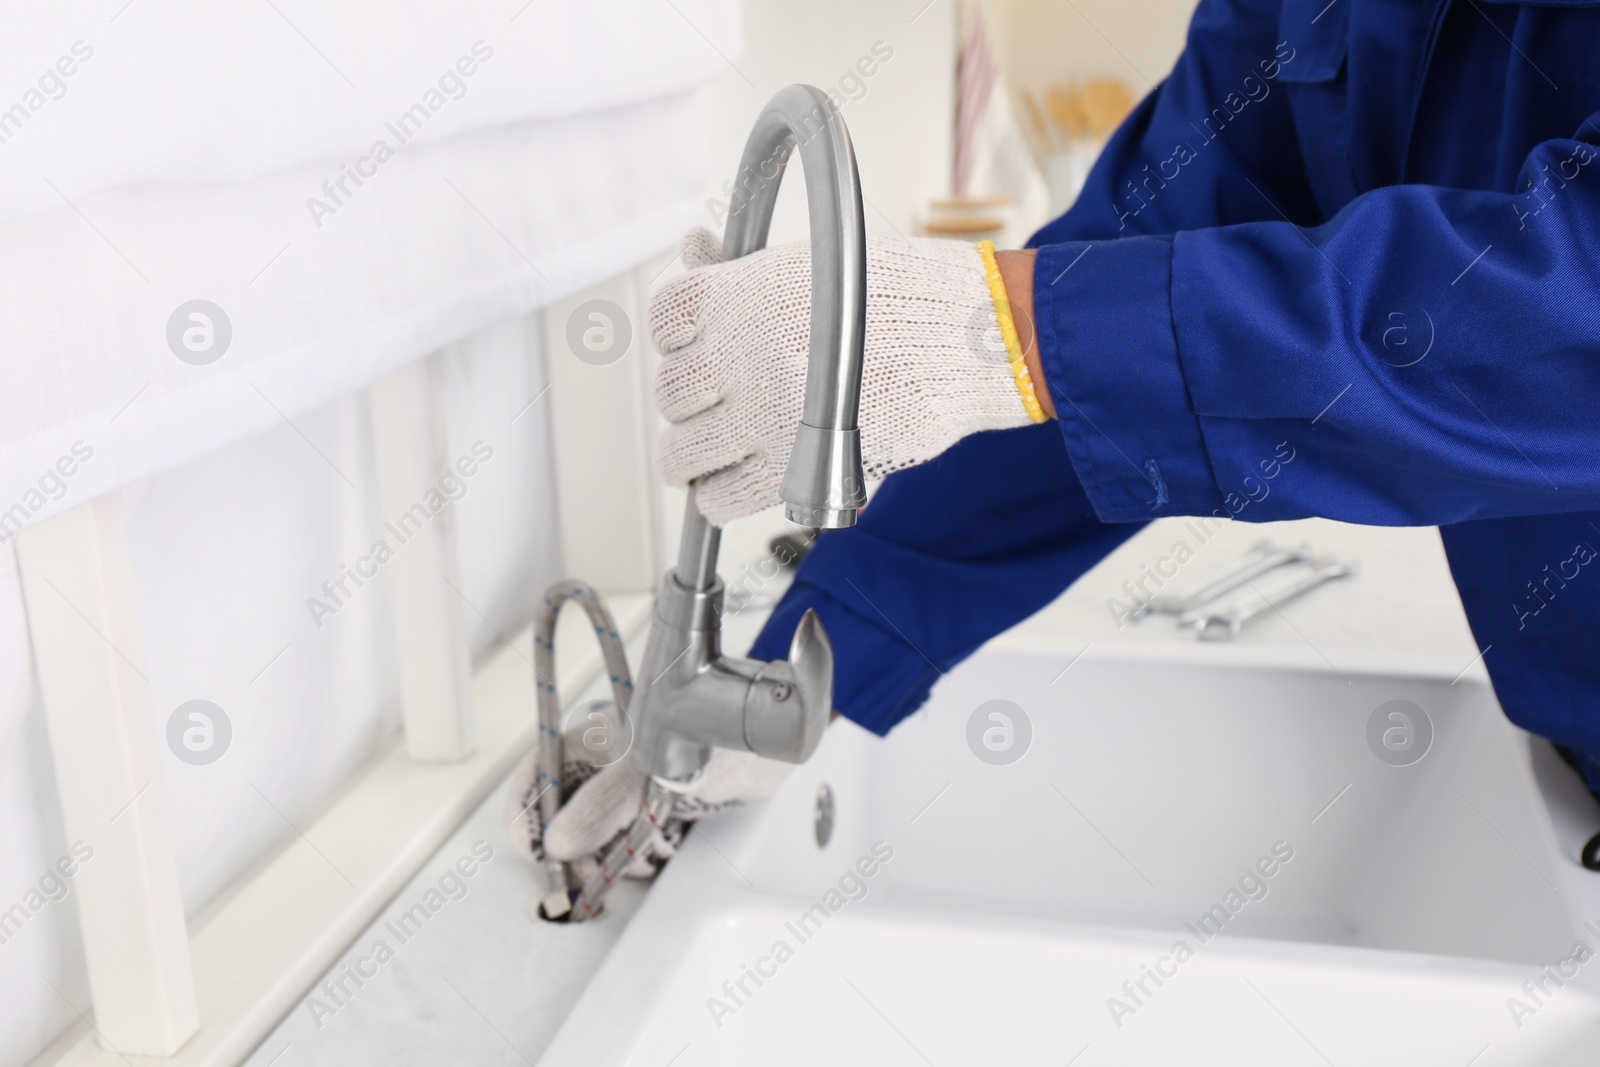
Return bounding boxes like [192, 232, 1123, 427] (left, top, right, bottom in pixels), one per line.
[694, 0, 956, 247]
[0, 318, 561, 1067]
[987, 0, 1197, 96]
[689, 0, 1197, 253]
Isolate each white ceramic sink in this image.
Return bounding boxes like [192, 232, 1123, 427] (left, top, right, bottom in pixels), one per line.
[538, 643, 1600, 1066]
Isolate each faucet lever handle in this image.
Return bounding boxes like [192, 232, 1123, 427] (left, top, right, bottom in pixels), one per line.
[743, 609, 833, 764]
[787, 608, 833, 745]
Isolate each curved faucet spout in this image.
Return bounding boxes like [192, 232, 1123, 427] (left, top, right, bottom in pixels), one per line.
[632, 85, 866, 784]
[723, 83, 868, 531]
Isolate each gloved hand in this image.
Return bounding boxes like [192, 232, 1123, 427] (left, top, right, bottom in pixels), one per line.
[650, 228, 1039, 526]
[506, 734, 791, 883]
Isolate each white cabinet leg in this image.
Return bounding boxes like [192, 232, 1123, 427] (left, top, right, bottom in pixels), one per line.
[542, 270, 662, 593]
[369, 355, 475, 762]
[15, 494, 199, 1056]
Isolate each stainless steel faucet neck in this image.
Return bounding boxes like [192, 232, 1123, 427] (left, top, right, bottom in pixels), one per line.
[629, 84, 865, 784]
[675, 491, 722, 593]
[703, 83, 869, 533]
[722, 86, 868, 525]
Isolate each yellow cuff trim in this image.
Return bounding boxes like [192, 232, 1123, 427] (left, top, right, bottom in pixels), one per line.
[976, 240, 1047, 424]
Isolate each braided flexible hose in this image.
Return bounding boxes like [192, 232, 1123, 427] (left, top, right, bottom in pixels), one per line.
[534, 581, 635, 907]
[571, 779, 675, 921]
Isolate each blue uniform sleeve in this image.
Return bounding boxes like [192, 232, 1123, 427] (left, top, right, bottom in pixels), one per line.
[1035, 91, 1600, 527]
[748, 425, 1144, 735]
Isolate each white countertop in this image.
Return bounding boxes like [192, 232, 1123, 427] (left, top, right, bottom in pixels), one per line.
[240, 669, 652, 1067]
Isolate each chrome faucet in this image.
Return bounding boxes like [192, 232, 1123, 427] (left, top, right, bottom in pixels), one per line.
[630, 84, 868, 784]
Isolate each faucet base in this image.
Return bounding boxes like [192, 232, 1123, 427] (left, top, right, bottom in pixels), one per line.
[630, 572, 833, 783]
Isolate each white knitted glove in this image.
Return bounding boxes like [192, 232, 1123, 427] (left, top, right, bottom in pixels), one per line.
[506, 739, 790, 882]
[651, 228, 1034, 525]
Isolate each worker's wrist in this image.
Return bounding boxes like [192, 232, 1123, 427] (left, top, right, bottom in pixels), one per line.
[995, 248, 1054, 420]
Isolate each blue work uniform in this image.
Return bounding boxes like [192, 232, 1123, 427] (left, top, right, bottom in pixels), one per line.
[749, 0, 1600, 788]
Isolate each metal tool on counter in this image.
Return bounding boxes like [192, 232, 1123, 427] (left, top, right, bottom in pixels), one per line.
[1143, 543, 1310, 616]
[1143, 542, 1355, 641]
[1179, 555, 1354, 641]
